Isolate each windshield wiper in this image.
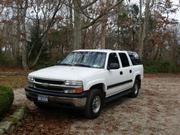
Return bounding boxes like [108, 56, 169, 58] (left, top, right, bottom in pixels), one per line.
[57, 63, 72, 66]
[74, 64, 92, 68]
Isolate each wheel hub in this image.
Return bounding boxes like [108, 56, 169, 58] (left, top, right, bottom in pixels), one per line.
[92, 96, 101, 113]
[134, 83, 138, 94]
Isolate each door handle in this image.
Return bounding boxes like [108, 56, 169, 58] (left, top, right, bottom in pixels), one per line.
[129, 70, 132, 73]
[120, 71, 123, 75]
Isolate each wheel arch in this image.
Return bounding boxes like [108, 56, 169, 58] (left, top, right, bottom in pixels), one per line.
[89, 83, 106, 97]
[135, 74, 141, 89]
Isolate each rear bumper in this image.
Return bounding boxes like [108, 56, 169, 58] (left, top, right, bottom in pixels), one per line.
[25, 87, 88, 108]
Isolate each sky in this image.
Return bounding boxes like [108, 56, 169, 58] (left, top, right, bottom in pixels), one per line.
[131, 0, 180, 22]
[171, 0, 180, 21]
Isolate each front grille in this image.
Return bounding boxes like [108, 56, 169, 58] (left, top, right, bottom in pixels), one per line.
[34, 78, 65, 85]
[27, 87, 65, 96]
[34, 83, 65, 91]
[31, 78, 69, 94]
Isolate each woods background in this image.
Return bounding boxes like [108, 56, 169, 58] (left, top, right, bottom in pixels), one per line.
[0, 0, 180, 72]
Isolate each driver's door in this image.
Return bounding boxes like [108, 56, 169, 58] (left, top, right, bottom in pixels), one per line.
[105, 53, 124, 97]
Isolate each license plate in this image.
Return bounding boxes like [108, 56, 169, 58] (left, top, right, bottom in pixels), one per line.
[38, 95, 48, 102]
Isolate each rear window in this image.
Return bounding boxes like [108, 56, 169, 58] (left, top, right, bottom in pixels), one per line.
[119, 53, 130, 67]
[128, 53, 141, 65]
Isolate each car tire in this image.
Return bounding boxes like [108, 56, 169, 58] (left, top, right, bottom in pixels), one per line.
[129, 79, 140, 98]
[84, 89, 104, 119]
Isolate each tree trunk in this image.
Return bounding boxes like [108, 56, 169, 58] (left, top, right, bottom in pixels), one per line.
[17, 0, 28, 69]
[138, 0, 143, 58]
[99, 16, 107, 49]
[73, 0, 82, 50]
[117, 0, 122, 49]
[69, 0, 73, 51]
[139, 0, 151, 58]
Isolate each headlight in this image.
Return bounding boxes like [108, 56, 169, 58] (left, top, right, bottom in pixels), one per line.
[65, 80, 83, 86]
[28, 76, 34, 82]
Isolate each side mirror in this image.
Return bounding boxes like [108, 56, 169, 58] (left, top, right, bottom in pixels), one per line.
[107, 63, 119, 70]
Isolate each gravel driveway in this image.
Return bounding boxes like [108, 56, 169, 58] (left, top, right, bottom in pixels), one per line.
[13, 75, 180, 135]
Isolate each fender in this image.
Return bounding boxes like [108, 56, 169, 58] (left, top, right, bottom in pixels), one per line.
[133, 70, 142, 84]
[83, 79, 107, 91]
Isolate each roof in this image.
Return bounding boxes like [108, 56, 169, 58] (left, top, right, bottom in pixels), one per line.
[73, 49, 128, 53]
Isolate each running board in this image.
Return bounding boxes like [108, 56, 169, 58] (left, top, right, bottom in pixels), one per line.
[105, 88, 132, 103]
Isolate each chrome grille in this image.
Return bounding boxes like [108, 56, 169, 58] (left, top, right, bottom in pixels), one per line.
[32, 78, 67, 92]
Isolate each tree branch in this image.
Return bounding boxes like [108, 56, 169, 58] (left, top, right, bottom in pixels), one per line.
[81, 0, 98, 10]
[31, 0, 65, 67]
[82, 0, 124, 29]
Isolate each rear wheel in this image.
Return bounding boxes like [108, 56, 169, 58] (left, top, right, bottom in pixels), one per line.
[129, 79, 140, 98]
[84, 89, 104, 119]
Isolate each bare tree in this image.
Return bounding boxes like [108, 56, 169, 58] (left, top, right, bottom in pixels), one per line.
[73, 0, 82, 50]
[16, 0, 29, 69]
[139, 0, 154, 58]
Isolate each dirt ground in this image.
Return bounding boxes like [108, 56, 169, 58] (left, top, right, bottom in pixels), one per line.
[12, 75, 180, 135]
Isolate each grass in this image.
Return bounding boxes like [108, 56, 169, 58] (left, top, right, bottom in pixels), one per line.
[0, 75, 27, 89]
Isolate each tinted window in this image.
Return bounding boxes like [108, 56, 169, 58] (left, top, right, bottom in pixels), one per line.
[119, 53, 130, 67]
[108, 53, 120, 68]
[128, 53, 141, 65]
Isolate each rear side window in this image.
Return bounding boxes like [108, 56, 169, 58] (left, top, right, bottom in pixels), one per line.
[119, 53, 130, 67]
[128, 53, 141, 65]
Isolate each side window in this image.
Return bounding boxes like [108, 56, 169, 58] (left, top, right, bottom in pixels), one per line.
[119, 53, 130, 67]
[129, 54, 141, 65]
[108, 53, 120, 69]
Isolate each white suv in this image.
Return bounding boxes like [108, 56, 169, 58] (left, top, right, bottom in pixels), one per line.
[25, 49, 143, 118]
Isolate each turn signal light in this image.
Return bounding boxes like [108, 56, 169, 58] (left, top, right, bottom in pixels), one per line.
[64, 88, 83, 94]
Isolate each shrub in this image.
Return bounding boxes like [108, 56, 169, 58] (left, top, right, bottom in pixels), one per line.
[144, 60, 180, 73]
[0, 86, 14, 119]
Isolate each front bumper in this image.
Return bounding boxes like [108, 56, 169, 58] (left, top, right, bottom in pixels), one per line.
[25, 87, 88, 108]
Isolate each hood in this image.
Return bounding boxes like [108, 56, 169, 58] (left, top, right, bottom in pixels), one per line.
[29, 65, 103, 81]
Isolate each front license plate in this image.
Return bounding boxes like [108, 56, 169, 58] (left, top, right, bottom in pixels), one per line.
[38, 95, 48, 102]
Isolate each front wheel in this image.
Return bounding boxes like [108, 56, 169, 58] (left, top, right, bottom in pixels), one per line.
[84, 89, 104, 119]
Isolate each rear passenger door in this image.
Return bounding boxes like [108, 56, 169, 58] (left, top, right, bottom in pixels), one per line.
[118, 53, 134, 90]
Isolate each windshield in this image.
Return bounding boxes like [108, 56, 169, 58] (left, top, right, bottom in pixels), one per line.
[58, 51, 107, 69]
